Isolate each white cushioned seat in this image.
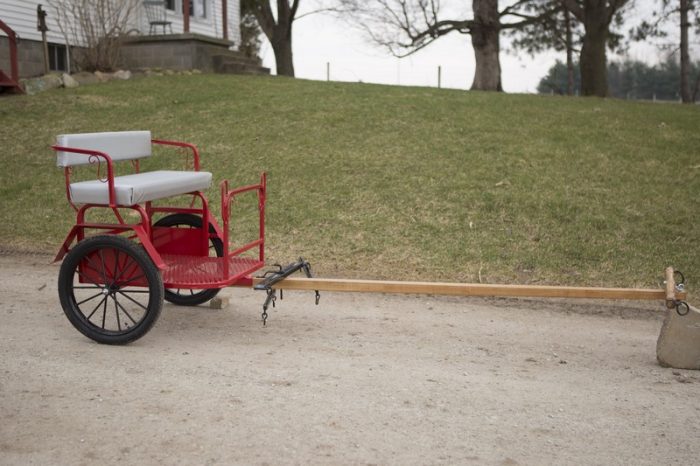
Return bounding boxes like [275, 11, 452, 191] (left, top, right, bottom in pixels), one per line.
[56, 131, 152, 167]
[69, 170, 213, 206]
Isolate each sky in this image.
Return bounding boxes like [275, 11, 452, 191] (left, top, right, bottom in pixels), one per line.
[256, 1, 691, 93]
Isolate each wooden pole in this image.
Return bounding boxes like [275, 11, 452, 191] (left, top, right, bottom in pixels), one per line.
[251, 277, 686, 302]
[438, 65, 441, 88]
[183, 0, 190, 33]
[326, 62, 330, 81]
[222, 0, 228, 40]
[41, 30, 50, 74]
[665, 266, 676, 308]
[37, 5, 50, 74]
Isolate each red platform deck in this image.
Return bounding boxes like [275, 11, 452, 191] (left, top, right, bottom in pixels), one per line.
[160, 254, 264, 289]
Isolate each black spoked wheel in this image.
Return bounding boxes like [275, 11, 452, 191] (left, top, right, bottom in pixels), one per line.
[58, 235, 164, 345]
[154, 213, 224, 306]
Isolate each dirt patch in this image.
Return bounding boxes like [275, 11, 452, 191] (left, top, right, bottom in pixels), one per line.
[1, 254, 698, 465]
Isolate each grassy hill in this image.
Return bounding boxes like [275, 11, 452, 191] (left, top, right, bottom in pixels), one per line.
[1, 74, 698, 295]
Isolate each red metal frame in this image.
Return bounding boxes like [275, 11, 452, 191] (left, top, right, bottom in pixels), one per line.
[0, 19, 23, 94]
[220, 172, 267, 280]
[52, 138, 267, 289]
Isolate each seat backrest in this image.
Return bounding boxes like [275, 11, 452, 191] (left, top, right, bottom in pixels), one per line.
[143, 0, 167, 23]
[56, 131, 152, 167]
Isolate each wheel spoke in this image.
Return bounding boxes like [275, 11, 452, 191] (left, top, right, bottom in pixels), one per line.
[86, 295, 108, 320]
[113, 249, 121, 284]
[114, 298, 139, 325]
[114, 256, 138, 285]
[97, 249, 111, 284]
[113, 295, 122, 331]
[117, 290, 149, 311]
[76, 268, 104, 288]
[82, 253, 104, 279]
[76, 291, 105, 306]
[119, 273, 146, 287]
[101, 296, 108, 329]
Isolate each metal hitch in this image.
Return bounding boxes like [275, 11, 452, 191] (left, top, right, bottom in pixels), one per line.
[254, 258, 320, 325]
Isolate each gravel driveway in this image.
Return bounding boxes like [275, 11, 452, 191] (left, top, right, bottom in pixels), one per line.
[1, 253, 698, 465]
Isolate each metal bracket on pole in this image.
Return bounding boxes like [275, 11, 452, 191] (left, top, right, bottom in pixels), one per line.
[664, 267, 690, 316]
[254, 258, 320, 325]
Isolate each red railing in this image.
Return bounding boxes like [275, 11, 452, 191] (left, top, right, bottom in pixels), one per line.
[0, 19, 23, 93]
[220, 173, 267, 278]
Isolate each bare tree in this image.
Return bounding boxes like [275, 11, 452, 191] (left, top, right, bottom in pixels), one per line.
[561, 0, 631, 97]
[243, 0, 301, 76]
[335, 1, 558, 92]
[633, 0, 699, 103]
[48, 0, 139, 72]
[508, 1, 582, 95]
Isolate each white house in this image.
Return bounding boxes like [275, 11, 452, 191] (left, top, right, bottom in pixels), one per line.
[0, 0, 242, 78]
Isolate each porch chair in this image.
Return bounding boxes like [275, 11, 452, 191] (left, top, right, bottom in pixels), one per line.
[144, 0, 173, 35]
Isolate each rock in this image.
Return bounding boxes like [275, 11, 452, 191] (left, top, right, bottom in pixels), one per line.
[657, 304, 700, 370]
[210, 296, 229, 310]
[45, 74, 63, 89]
[93, 71, 111, 82]
[20, 74, 63, 95]
[129, 69, 146, 79]
[164, 69, 175, 75]
[113, 70, 132, 80]
[62, 73, 79, 88]
[72, 72, 100, 85]
[192, 69, 202, 74]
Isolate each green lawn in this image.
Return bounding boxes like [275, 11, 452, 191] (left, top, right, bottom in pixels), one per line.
[1, 74, 698, 297]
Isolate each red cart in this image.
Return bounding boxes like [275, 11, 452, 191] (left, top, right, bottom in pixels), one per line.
[52, 132, 691, 346]
[53, 130, 281, 344]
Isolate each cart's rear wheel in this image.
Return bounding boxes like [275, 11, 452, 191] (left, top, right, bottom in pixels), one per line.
[58, 235, 163, 345]
[154, 213, 224, 306]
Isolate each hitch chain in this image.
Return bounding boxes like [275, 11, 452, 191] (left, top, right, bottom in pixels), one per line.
[667, 270, 690, 317]
[261, 289, 276, 325]
[672, 300, 690, 317]
[254, 258, 321, 326]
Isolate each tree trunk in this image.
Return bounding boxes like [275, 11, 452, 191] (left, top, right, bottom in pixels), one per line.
[579, 6, 608, 97]
[249, 1, 297, 78]
[565, 9, 574, 96]
[470, 0, 501, 91]
[272, 34, 295, 77]
[680, 0, 691, 103]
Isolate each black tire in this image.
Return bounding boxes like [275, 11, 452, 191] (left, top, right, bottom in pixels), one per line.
[153, 213, 224, 306]
[58, 235, 164, 345]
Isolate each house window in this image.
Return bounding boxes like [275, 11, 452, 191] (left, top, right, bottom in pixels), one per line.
[189, 0, 207, 19]
[165, 1, 208, 19]
[48, 43, 67, 72]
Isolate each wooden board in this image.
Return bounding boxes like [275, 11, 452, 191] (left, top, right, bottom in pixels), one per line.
[252, 277, 687, 302]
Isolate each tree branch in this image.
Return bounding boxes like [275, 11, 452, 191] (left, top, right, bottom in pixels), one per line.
[248, 0, 277, 38]
[560, 0, 584, 22]
[606, 0, 631, 24]
[290, 0, 301, 19]
[500, 0, 536, 18]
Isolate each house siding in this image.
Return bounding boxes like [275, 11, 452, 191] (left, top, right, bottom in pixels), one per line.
[0, 1, 69, 44]
[0, 0, 240, 48]
[1, 0, 241, 77]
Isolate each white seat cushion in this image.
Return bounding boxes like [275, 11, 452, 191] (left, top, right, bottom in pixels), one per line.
[69, 170, 213, 206]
